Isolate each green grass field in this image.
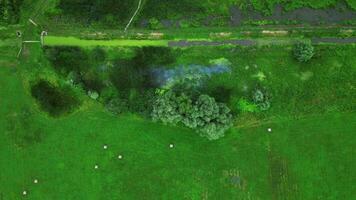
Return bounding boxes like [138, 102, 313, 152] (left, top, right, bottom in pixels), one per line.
[1, 39, 355, 199]
[0, 63, 355, 199]
[1, 0, 355, 199]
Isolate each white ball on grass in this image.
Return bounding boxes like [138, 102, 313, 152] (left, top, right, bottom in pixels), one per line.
[103, 145, 108, 150]
[94, 165, 99, 169]
[22, 190, 27, 195]
[267, 128, 272, 132]
[169, 144, 174, 148]
[118, 155, 123, 159]
[33, 179, 38, 184]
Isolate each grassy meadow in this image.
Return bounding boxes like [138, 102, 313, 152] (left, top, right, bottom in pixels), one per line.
[0, 39, 355, 199]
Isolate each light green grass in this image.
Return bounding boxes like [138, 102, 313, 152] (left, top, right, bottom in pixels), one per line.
[44, 36, 169, 47]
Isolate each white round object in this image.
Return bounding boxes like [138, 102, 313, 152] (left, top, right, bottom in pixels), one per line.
[103, 145, 108, 150]
[22, 191, 27, 195]
[118, 155, 123, 159]
[268, 128, 272, 132]
[169, 144, 174, 148]
[94, 165, 99, 169]
[34, 179, 38, 184]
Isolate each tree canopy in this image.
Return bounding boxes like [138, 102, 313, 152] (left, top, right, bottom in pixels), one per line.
[152, 91, 233, 140]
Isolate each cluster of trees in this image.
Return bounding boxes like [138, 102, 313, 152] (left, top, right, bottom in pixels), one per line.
[45, 47, 106, 95]
[152, 91, 233, 140]
[0, 0, 23, 24]
[44, 46, 235, 140]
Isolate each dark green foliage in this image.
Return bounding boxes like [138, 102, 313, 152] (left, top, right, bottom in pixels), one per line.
[128, 89, 155, 116]
[57, 0, 138, 24]
[293, 42, 315, 62]
[111, 47, 174, 95]
[31, 80, 80, 117]
[207, 86, 232, 103]
[81, 69, 104, 93]
[110, 59, 154, 95]
[152, 91, 233, 140]
[133, 47, 176, 67]
[105, 89, 155, 117]
[140, 0, 203, 19]
[45, 46, 88, 74]
[0, 0, 23, 24]
[45, 47, 107, 93]
[91, 47, 106, 62]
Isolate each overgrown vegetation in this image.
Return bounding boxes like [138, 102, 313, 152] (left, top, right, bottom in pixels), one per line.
[50, 0, 356, 28]
[56, 0, 138, 25]
[31, 80, 80, 117]
[0, 0, 23, 24]
[42, 44, 355, 139]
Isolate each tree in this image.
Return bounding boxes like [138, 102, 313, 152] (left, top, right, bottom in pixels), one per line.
[152, 91, 182, 124]
[293, 42, 314, 62]
[152, 91, 233, 140]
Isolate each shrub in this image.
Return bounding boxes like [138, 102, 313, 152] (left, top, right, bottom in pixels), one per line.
[237, 98, 258, 113]
[252, 89, 271, 111]
[105, 88, 155, 117]
[31, 80, 80, 117]
[293, 42, 314, 62]
[105, 98, 129, 115]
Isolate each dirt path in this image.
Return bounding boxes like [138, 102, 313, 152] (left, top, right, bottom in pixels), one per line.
[168, 38, 356, 47]
[168, 40, 256, 47]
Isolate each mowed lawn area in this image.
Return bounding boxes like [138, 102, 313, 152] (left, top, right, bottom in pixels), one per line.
[0, 44, 355, 199]
[44, 36, 169, 47]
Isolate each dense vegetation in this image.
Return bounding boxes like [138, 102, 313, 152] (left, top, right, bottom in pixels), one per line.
[56, 0, 138, 25]
[42, 44, 356, 140]
[44, 46, 233, 138]
[51, 0, 356, 27]
[152, 91, 233, 140]
[31, 80, 80, 117]
[0, 0, 23, 24]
